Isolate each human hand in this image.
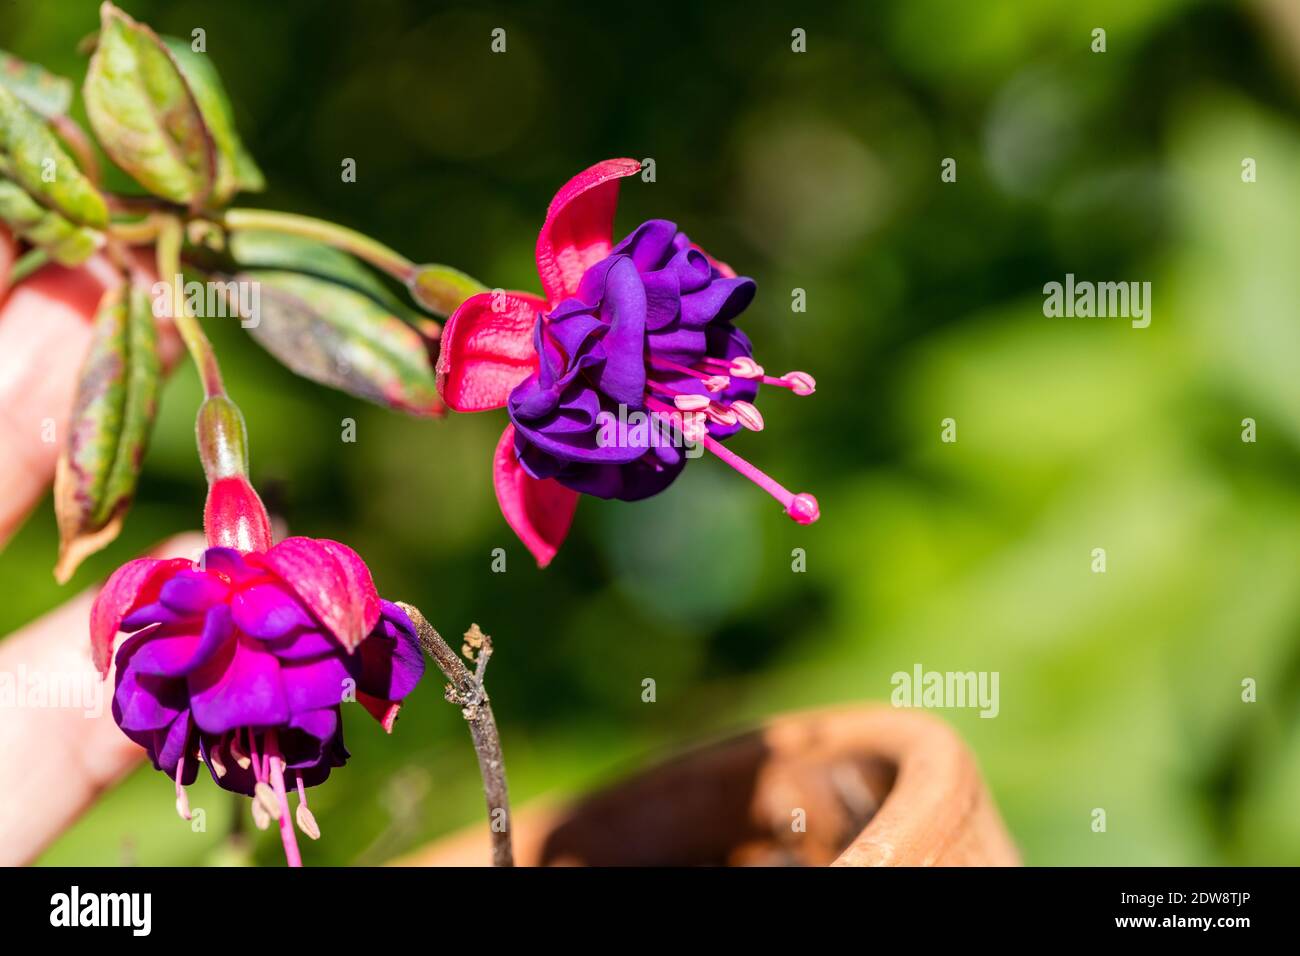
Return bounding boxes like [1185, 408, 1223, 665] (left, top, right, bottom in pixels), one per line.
[0, 228, 198, 865]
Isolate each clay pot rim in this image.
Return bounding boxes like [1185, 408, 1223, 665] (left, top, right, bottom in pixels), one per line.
[394, 703, 1018, 867]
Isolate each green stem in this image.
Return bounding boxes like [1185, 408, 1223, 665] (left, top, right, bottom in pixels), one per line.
[222, 208, 485, 317]
[10, 248, 48, 283]
[107, 215, 162, 245]
[223, 208, 415, 281]
[157, 215, 224, 398]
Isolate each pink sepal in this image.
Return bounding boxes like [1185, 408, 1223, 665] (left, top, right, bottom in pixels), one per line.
[259, 537, 381, 653]
[435, 290, 546, 412]
[492, 424, 577, 568]
[534, 158, 641, 305]
[90, 557, 193, 676]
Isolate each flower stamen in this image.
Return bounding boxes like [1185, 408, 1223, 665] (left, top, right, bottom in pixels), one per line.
[174, 755, 191, 821]
[701, 435, 819, 524]
[209, 741, 228, 779]
[730, 400, 764, 432]
[761, 371, 816, 396]
[229, 730, 251, 770]
[649, 357, 731, 392]
[294, 774, 321, 841]
[267, 730, 303, 867]
[702, 355, 765, 379]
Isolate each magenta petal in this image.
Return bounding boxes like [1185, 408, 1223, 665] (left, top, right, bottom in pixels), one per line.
[188, 637, 289, 734]
[281, 654, 352, 714]
[90, 557, 193, 676]
[231, 583, 314, 639]
[121, 601, 188, 630]
[202, 547, 260, 583]
[260, 537, 381, 652]
[535, 158, 641, 305]
[267, 629, 340, 660]
[289, 707, 338, 741]
[130, 606, 233, 677]
[159, 570, 231, 615]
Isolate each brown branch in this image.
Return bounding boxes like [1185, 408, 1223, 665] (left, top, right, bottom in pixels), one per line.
[397, 603, 513, 868]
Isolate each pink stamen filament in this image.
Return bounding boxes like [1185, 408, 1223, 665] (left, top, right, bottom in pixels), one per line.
[174, 755, 191, 821]
[248, 729, 264, 784]
[701, 435, 819, 524]
[649, 357, 730, 392]
[702, 355, 764, 379]
[266, 730, 302, 868]
[645, 397, 708, 442]
[645, 380, 711, 411]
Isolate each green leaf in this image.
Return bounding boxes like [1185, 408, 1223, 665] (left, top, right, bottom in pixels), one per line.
[0, 83, 108, 228]
[0, 49, 74, 118]
[162, 37, 263, 203]
[83, 3, 215, 208]
[54, 282, 161, 582]
[0, 179, 100, 264]
[237, 269, 443, 416]
[227, 229, 413, 315]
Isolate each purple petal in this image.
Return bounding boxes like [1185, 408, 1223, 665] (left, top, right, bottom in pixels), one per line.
[281, 654, 353, 714]
[121, 601, 189, 630]
[155, 711, 193, 777]
[128, 605, 234, 677]
[159, 570, 230, 616]
[202, 547, 260, 584]
[350, 602, 426, 701]
[113, 631, 189, 732]
[267, 628, 340, 661]
[231, 583, 315, 639]
[188, 636, 289, 734]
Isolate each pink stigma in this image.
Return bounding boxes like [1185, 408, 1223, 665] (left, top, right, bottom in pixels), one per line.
[267, 730, 303, 868]
[787, 492, 820, 525]
[702, 435, 819, 524]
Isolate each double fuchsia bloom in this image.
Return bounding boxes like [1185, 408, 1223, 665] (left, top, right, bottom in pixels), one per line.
[436, 158, 819, 567]
[90, 473, 424, 847]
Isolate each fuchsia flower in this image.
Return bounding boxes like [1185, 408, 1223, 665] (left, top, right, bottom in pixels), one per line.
[91, 472, 424, 857]
[436, 158, 819, 567]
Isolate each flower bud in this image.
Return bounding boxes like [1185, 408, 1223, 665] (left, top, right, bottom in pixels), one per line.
[195, 394, 249, 481]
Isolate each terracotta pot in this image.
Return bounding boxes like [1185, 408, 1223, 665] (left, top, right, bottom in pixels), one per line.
[395, 705, 1019, 866]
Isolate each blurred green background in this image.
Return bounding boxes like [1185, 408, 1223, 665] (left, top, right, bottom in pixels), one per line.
[2, 0, 1299, 865]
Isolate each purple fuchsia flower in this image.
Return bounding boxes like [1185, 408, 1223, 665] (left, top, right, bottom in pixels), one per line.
[90, 473, 424, 862]
[436, 158, 819, 567]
